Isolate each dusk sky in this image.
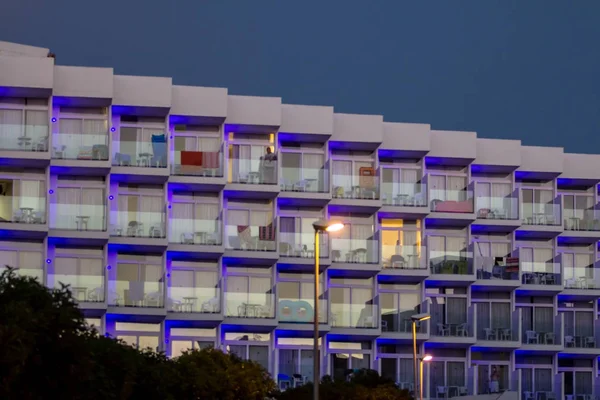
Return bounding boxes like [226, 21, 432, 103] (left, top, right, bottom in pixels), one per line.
[1, 1, 598, 152]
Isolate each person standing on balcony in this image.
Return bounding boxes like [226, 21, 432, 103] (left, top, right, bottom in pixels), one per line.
[489, 367, 500, 393]
[260, 147, 277, 184]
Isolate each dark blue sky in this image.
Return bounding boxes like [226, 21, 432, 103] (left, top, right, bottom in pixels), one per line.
[1, 1, 599, 152]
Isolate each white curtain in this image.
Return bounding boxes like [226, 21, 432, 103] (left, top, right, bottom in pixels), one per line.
[118, 195, 130, 228]
[140, 196, 164, 228]
[15, 180, 44, 212]
[56, 188, 80, 229]
[332, 161, 352, 191]
[401, 169, 418, 196]
[137, 128, 163, 155]
[476, 183, 491, 210]
[521, 248, 534, 273]
[448, 176, 467, 201]
[83, 119, 108, 148]
[195, 203, 219, 233]
[172, 203, 194, 238]
[25, 110, 48, 141]
[0, 109, 23, 149]
[57, 119, 82, 158]
[430, 175, 446, 201]
[81, 188, 105, 230]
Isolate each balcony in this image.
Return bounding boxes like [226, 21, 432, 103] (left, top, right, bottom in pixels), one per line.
[332, 174, 379, 201]
[52, 132, 109, 162]
[381, 182, 427, 207]
[111, 210, 166, 239]
[49, 269, 105, 304]
[380, 300, 429, 336]
[474, 194, 520, 231]
[429, 251, 473, 278]
[381, 244, 428, 281]
[521, 313, 563, 350]
[167, 283, 220, 314]
[50, 203, 106, 234]
[225, 223, 276, 252]
[278, 298, 328, 324]
[112, 134, 168, 171]
[171, 146, 223, 178]
[429, 188, 474, 213]
[228, 155, 278, 185]
[224, 292, 275, 319]
[169, 217, 222, 246]
[475, 256, 520, 286]
[279, 231, 328, 260]
[330, 303, 378, 329]
[280, 166, 329, 194]
[520, 261, 562, 288]
[0, 122, 49, 162]
[0, 193, 47, 236]
[475, 305, 521, 348]
[563, 266, 600, 291]
[109, 279, 164, 308]
[520, 197, 562, 233]
[330, 238, 379, 265]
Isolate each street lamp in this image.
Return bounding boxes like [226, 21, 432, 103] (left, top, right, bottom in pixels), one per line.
[419, 355, 433, 400]
[411, 313, 430, 400]
[312, 220, 344, 400]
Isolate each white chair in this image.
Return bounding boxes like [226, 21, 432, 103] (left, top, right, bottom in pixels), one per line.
[201, 297, 219, 313]
[437, 386, 447, 399]
[87, 287, 104, 302]
[585, 336, 596, 348]
[544, 332, 555, 345]
[523, 391, 534, 400]
[546, 392, 557, 400]
[456, 323, 468, 337]
[180, 232, 194, 244]
[525, 330, 539, 344]
[484, 328, 497, 340]
[565, 335, 575, 347]
[381, 320, 388, 332]
[437, 323, 450, 336]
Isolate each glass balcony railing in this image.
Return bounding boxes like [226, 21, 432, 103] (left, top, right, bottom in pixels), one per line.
[476, 305, 519, 342]
[228, 156, 278, 185]
[110, 211, 166, 238]
[167, 286, 220, 313]
[279, 231, 328, 258]
[112, 135, 167, 168]
[49, 273, 105, 302]
[563, 208, 600, 231]
[171, 147, 223, 177]
[109, 280, 164, 307]
[0, 195, 46, 225]
[520, 261, 561, 285]
[380, 300, 428, 334]
[522, 314, 563, 346]
[381, 182, 427, 207]
[521, 198, 562, 226]
[278, 298, 328, 323]
[280, 167, 329, 193]
[430, 189, 474, 213]
[330, 303, 378, 328]
[225, 224, 276, 251]
[0, 265, 44, 281]
[224, 292, 275, 318]
[52, 133, 109, 160]
[0, 123, 49, 152]
[332, 174, 379, 200]
[475, 196, 519, 219]
[563, 268, 600, 290]
[50, 204, 106, 231]
[330, 238, 379, 264]
[429, 251, 473, 275]
[432, 318, 472, 337]
[382, 244, 426, 269]
[475, 257, 519, 281]
[169, 218, 222, 245]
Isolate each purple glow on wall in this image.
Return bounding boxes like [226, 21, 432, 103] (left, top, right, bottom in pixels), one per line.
[110, 127, 116, 132]
[108, 195, 114, 200]
[46, 259, 51, 264]
[165, 339, 169, 344]
[48, 189, 54, 194]
[166, 273, 170, 278]
[106, 265, 111, 270]
[51, 117, 57, 123]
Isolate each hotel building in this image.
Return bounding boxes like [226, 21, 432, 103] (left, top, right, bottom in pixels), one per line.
[0, 40, 599, 399]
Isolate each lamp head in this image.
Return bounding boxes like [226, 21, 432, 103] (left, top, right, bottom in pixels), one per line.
[422, 355, 433, 362]
[411, 313, 430, 322]
[313, 220, 344, 233]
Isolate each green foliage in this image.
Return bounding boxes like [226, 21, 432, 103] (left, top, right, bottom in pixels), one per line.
[0, 267, 275, 400]
[276, 370, 412, 400]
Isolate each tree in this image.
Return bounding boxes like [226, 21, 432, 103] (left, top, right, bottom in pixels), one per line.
[0, 267, 277, 400]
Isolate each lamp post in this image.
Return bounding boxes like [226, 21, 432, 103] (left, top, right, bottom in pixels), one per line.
[312, 220, 344, 400]
[411, 313, 430, 400]
[419, 355, 433, 400]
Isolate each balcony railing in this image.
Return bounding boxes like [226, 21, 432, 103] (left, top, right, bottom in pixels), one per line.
[112, 134, 167, 168]
[280, 166, 329, 193]
[563, 268, 600, 290]
[0, 265, 44, 281]
[476, 306, 520, 342]
[52, 132, 109, 160]
[109, 280, 164, 307]
[171, 147, 223, 177]
[278, 298, 327, 323]
[475, 195, 519, 219]
[430, 251, 473, 275]
[279, 231, 328, 258]
[380, 300, 429, 334]
[169, 218, 221, 245]
[167, 286, 220, 313]
[475, 256, 519, 281]
[330, 303, 378, 328]
[50, 273, 105, 302]
[224, 292, 275, 318]
[0, 195, 46, 224]
[111, 211, 166, 238]
[381, 182, 427, 207]
[51, 203, 106, 231]
[382, 244, 426, 269]
[0, 123, 49, 152]
[520, 262, 561, 286]
[331, 238, 379, 264]
[225, 223, 276, 251]
[432, 320, 472, 337]
[229, 156, 278, 185]
[522, 314, 563, 346]
[521, 198, 562, 226]
[332, 173, 379, 200]
[430, 188, 474, 213]
[563, 207, 600, 231]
